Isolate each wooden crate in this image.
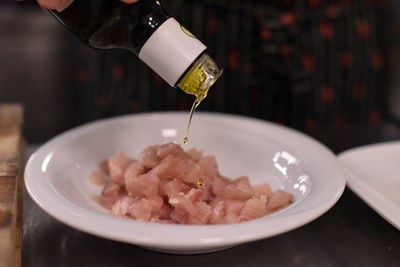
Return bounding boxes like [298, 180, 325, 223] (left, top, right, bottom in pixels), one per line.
[0, 104, 23, 267]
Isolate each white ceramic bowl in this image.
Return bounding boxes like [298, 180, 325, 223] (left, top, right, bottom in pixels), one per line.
[25, 112, 345, 254]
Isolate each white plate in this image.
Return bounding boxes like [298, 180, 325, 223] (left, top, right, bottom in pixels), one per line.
[25, 112, 345, 254]
[339, 141, 400, 230]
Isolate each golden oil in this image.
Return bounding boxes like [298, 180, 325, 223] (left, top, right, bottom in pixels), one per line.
[182, 99, 200, 144]
[177, 53, 223, 144]
[197, 178, 205, 187]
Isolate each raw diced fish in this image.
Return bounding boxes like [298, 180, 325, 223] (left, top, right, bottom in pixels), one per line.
[209, 200, 225, 224]
[154, 155, 206, 185]
[89, 171, 107, 186]
[125, 171, 159, 198]
[265, 190, 294, 212]
[254, 183, 272, 197]
[101, 181, 122, 209]
[188, 202, 213, 224]
[156, 142, 187, 159]
[168, 193, 197, 216]
[128, 198, 152, 221]
[240, 195, 267, 222]
[137, 145, 161, 168]
[215, 179, 255, 200]
[186, 147, 203, 162]
[96, 142, 294, 225]
[198, 155, 218, 178]
[159, 178, 190, 197]
[111, 196, 135, 217]
[99, 160, 110, 175]
[108, 151, 133, 184]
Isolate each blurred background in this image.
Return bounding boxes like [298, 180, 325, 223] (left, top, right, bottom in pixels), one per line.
[1, 0, 399, 152]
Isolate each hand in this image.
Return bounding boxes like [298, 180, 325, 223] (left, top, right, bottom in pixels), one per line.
[37, 0, 139, 10]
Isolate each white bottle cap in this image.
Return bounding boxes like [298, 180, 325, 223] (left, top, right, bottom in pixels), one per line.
[138, 18, 207, 87]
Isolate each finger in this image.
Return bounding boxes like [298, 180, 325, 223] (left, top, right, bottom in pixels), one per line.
[37, 0, 72, 10]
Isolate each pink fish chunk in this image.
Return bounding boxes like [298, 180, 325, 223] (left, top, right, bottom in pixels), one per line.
[108, 151, 133, 184]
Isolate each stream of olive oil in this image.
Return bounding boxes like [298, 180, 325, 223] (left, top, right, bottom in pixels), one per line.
[178, 64, 209, 145]
[182, 99, 201, 144]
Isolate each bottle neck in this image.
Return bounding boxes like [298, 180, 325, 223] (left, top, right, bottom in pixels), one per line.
[177, 53, 223, 101]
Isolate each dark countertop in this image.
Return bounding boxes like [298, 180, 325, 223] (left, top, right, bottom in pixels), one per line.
[22, 121, 400, 267]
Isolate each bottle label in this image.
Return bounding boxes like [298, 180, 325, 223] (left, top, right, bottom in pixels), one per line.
[139, 18, 207, 87]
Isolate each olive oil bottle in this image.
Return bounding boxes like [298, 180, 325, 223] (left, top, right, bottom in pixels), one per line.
[47, 0, 222, 142]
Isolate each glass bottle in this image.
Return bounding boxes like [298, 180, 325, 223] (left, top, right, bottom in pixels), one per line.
[48, 0, 223, 101]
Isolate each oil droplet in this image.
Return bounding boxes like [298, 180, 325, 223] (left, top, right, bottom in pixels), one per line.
[197, 178, 205, 187]
[182, 99, 200, 145]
